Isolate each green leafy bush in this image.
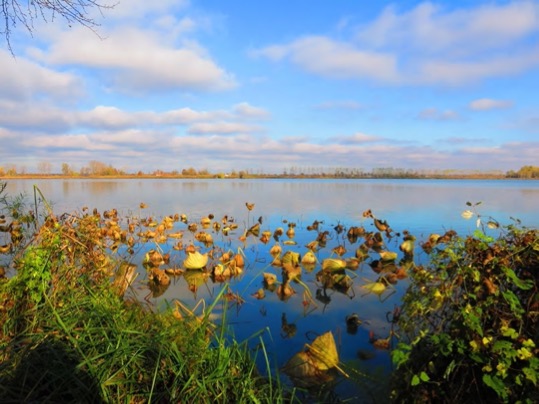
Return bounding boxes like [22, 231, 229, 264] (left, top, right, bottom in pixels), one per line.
[391, 220, 539, 403]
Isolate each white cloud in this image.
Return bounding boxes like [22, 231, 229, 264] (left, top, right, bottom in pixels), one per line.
[330, 132, 381, 144]
[469, 98, 514, 111]
[0, 100, 74, 132]
[314, 100, 364, 110]
[187, 122, 263, 135]
[159, 108, 231, 125]
[254, 36, 398, 82]
[0, 100, 270, 135]
[0, 50, 83, 101]
[21, 134, 110, 151]
[417, 52, 539, 85]
[256, 1, 539, 86]
[356, 1, 539, 55]
[232, 102, 270, 119]
[29, 26, 236, 93]
[418, 108, 460, 121]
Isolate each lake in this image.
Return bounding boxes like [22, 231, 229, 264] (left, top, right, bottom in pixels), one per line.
[2, 178, 539, 401]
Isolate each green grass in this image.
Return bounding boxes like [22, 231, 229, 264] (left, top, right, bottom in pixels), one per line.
[0, 279, 294, 403]
[0, 182, 295, 403]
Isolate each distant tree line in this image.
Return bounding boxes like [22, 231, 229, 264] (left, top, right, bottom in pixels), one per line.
[1, 162, 539, 179]
[506, 165, 539, 179]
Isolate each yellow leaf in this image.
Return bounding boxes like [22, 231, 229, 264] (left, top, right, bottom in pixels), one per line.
[183, 251, 209, 270]
[307, 331, 339, 370]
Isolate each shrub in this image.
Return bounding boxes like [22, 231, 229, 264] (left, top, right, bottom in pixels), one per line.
[391, 221, 539, 403]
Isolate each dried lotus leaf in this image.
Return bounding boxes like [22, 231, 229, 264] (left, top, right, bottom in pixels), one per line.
[183, 251, 209, 270]
[307, 331, 339, 370]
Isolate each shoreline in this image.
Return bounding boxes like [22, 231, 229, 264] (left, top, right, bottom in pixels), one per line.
[1, 174, 535, 180]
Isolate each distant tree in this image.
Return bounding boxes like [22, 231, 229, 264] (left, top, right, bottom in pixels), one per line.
[181, 167, 197, 176]
[506, 170, 518, 178]
[88, 160, 107, 175]
[516, 165, 539, 178]
[2, 0, 115, 53]
[61, 163, 73, 176]
[5, 164, 17, 176]
[37, 161, 52, 174]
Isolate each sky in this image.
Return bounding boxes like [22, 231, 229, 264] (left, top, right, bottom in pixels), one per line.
[1, 0, 538, 174]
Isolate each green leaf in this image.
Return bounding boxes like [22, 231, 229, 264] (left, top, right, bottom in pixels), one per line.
[473, 229, 494, 242]
[443, 360, 457, 379]
[411, 374, 420, 386]
[502, 266, 533, 290]
[502, 290, 524, 315]
[493, 340, 514, 353]
[392, 343, 411, 368]
[523, 367, 537, 385]
[482, 374, 508, 400]
[419, 371, 430, 382]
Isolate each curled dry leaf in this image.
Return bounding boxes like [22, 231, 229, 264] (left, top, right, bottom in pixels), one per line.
[301, 250, 317, 265]
[183, 251, 209, 270]
[321, 258, 346, 272]
[263, 272, 277, 286]
[252, 288, 265, 299]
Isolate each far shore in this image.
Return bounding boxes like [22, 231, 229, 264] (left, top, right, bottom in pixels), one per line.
[1, 173, 535, 181]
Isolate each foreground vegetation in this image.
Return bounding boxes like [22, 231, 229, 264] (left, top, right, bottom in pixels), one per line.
[392, 205, 539, 403]
[0, 182, 537, 402]
[0, 183, 292, 403]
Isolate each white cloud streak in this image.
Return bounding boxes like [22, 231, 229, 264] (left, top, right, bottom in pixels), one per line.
[254, 36, 398, 82]
[418, 108, 460, 121]
[469, 98, 514, 111]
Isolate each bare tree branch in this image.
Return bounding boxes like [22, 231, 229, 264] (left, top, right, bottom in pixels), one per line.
[1, 0, 116, 54]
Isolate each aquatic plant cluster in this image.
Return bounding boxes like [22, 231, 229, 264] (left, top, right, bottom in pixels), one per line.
[0, 182, 537, 402]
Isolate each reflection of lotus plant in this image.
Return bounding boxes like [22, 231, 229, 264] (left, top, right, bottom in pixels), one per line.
[276, 282, 295, 300]
[316, 270, 354, 296]
[345, 313, 363, 334]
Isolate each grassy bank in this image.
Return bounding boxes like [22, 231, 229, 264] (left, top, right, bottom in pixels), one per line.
[0, 184, 293, 403]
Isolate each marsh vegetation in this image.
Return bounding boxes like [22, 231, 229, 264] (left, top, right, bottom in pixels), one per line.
[0, 181, 537, 402]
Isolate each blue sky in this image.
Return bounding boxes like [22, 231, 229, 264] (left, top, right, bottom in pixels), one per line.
[1, 0, 538, 174]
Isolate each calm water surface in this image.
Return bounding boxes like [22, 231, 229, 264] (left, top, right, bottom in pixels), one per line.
[3, 178, 539, 401]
